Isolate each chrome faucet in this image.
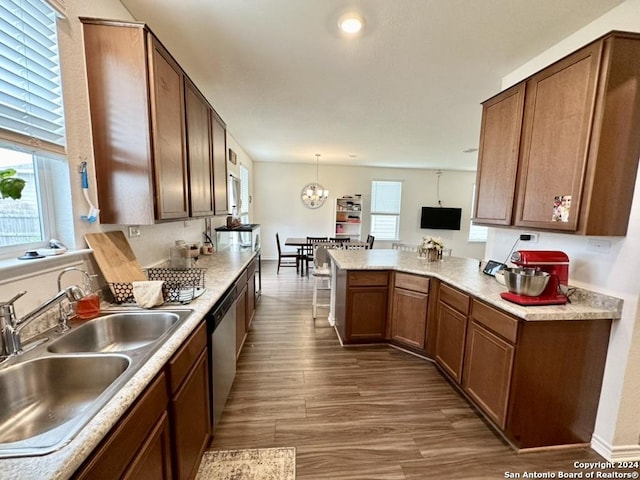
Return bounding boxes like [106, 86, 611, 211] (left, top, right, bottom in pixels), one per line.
[0, 285, 87, 359]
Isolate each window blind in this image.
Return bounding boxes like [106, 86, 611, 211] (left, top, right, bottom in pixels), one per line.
[370, 180, 402, 240]
[371, 180, 402, 214]
[0, 0, 66, 155]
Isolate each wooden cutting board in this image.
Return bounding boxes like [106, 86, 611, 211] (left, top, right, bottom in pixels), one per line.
[85, 231, 147, 283]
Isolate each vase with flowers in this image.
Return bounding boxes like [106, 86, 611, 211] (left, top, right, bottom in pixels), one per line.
[418, 236, 444, 262]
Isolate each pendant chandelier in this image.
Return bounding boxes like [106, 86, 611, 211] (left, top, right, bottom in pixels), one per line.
[301, 154, 329, 209]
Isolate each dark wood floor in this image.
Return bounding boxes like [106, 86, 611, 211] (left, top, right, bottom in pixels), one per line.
[210, 260, 610, 479]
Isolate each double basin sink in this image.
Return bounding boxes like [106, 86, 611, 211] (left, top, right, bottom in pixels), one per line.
[0, 309, 193, 458]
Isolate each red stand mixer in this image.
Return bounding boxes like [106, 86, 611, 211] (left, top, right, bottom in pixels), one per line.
[500, 250, 569, 306]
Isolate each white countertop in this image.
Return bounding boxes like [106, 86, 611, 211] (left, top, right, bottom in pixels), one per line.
[0, 247, 257, 480]
[329, 249, 622, 321]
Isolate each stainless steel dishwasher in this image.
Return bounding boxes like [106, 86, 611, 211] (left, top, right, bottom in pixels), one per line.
[207, 284, 237, 433]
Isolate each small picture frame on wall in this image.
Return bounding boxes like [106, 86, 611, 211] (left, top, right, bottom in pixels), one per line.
[229, 148, 237, 165]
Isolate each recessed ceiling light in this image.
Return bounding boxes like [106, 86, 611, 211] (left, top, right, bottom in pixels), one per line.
[338, 14, 364, 34]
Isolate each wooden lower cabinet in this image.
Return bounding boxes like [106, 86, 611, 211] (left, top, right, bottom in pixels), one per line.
[74, 322, 211, 480]
[236, 281, 247, 356]
[461, 299, 611, 449]
[462, 321, 514, 429]
[389, 273, 430, 352]
[122, 412, 173, 480]
[434, 302, 467, 384]
[74, 373, 170, 480]
[170, 350, 210, 480]
[335, 270, 388, 343]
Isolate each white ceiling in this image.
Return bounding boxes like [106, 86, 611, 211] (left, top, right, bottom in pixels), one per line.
[119, 0, 623, 171]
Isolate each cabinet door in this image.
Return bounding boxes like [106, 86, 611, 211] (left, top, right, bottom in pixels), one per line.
[390, 288, 428, 351]
[474, 84, 525, 225]
[236, 282, 247, 355]
[247, 270, 256, 329]
[434, 302, 467, 384]
[122, 413, 173, 480]
[170, 350, 210, 480]
[514, 42, 602, 231]
[149, 36, 189, 220]
[211, 111, 228, 215]
[462, 322, 515, 429]
[346, 287, 388, 341]
[184, 79, 214, 217]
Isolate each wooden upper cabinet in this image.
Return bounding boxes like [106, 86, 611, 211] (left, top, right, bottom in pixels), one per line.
[474, 83, 524, 226]
[81, 18, 227, 224]
[515, 42, 601, 232]
[211, 111, 228, 215]
[184, 80, 215, 217]
[475, 31, 640, 235]
[148, 37, 189, 221]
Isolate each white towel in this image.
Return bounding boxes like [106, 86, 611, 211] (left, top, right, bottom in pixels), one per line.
[132, 280, 165, 308]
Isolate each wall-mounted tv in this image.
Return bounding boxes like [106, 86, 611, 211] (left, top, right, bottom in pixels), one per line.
[420, 207, 462, 230]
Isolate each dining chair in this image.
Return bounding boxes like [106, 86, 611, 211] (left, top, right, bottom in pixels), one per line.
[312, 243, 337, 319]
[275, 232, 299, 274]
[392, 242, 417, 252]
[343, 243, 368, 250]
[330, 237, 351, 243]
[366, 234, 375, 249]
[301, 237, 329, 276]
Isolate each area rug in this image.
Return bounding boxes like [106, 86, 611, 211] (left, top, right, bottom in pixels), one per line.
[196, 447, 296, 480]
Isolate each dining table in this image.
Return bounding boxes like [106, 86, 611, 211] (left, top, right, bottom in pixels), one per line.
[284, 237, 369, 276]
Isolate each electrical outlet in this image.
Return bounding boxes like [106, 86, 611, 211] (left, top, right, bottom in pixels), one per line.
[587, 239, 611, 253]
[520, 232, 538, 243]
[127, 225, 141, 238]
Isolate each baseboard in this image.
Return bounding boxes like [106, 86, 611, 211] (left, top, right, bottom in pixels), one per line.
[592, 434, 640, 461]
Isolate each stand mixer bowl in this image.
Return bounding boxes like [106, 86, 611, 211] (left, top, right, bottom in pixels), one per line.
[503, 267, 550, 296]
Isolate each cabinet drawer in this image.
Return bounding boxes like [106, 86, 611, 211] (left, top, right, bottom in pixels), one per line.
[348, 270, 388, 287]
[395, 272, 429, 293]
[471, 300, 518, 343]
[247, 257, 257, 276]
[439, 283, 470, 315]
[168, 321, 207, 394]
[236, 269, 248, 287]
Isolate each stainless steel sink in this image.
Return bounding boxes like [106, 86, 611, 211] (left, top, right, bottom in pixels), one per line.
[47, 311, 182, 353]
[0, 355, 129, 456]
[0, 308, 193, 457]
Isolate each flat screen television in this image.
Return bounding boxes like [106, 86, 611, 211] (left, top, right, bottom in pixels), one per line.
[420, 207, 462, 230]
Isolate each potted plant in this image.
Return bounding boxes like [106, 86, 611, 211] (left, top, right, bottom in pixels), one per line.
[0, 168, 25, 200]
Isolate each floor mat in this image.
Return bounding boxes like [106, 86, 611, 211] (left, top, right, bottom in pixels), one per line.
[196, 447, 296, 480]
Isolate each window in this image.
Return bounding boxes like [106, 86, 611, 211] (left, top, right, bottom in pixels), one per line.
[469, 184, 488, 242]
[370, 180, 402, 240]
[0, 0, 67, 257]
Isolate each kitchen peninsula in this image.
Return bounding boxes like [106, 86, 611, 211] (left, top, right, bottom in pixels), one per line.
[329, 249, 621, 451]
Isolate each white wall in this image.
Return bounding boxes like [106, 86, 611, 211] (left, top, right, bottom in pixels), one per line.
[486, 0, 640, 459]
[253, 162, 485, 260]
